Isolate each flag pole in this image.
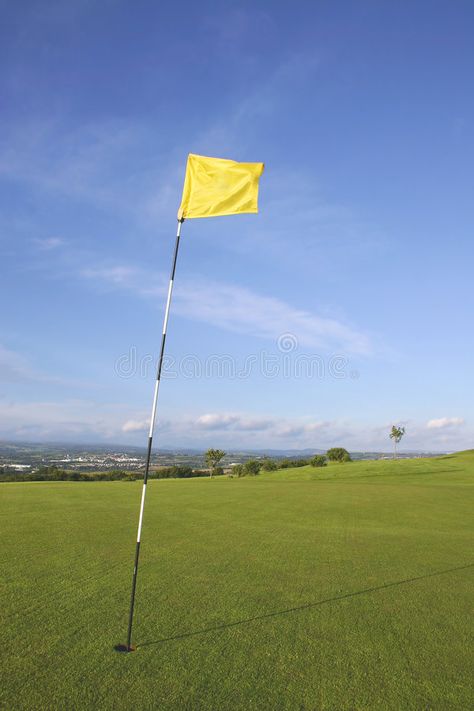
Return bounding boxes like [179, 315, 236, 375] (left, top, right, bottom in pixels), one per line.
[118, 217, 184, 653]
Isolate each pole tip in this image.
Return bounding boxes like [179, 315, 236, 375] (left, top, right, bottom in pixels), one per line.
[114, 644, 137, 653]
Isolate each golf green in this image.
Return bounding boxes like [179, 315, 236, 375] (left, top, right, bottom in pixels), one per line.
[1, 453, 473, 710]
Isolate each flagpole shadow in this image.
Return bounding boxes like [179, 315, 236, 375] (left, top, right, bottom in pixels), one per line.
[138, 561, 473, 649]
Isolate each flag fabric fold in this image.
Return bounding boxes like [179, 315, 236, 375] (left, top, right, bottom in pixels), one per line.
[178, 153, 264, 220]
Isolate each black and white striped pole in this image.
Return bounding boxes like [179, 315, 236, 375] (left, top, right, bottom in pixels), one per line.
[117, 218, 184, 653]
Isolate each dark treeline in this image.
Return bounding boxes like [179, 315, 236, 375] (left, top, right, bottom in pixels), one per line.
[278, 458, 310, 468]
[0, 465, 209, 482]
[231, 457, 309, 476]
[0, 460, 309, 482]
[260, 458, 310, 471]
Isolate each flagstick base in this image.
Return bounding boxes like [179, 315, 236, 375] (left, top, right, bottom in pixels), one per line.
[114, 644, 137, 653]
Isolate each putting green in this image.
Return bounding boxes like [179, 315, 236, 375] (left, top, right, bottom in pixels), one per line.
[1, 453, 473, 709]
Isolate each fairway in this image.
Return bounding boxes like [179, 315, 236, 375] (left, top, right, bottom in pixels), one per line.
[1, 455, 473, 710]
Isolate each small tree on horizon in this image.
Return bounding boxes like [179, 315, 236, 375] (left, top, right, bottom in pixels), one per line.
[326, 447, 352, 463]
[243, 459, 261, 476]
[389, 425, 405, 459]
[260, 458, 278, 471]
[205, 448, 226, 478]
[310, 455, 327, 468]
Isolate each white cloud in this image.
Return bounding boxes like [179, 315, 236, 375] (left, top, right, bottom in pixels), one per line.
[1, 396, 472, 451]
[179, 414, 471, 451]
[193, 413, 333, 442]
[196, 413, 240, 430]
[122, 419, 150, 433]
[426, 417, 465, 429]
[196, 413, 274, 432]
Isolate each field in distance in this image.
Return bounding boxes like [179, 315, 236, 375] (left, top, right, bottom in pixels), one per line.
[1, 452, 473, 710]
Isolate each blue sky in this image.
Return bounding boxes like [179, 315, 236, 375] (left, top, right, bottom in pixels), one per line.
[1, 0, 473, 451]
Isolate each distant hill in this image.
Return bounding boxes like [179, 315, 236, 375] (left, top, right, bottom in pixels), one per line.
[0, 440, 448, 459]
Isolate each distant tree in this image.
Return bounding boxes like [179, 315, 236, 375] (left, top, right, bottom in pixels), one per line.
[389, 425, 405, 459]
[191, 469, 208, 478]
[233, 464, 245, 477]
[310, 455, 327, 468]
[94, 472, 110, 481]
[151, 465, 195, 479]
[243, 459, 261, 476]
[205, 449, 226, 478]
[326, 447, 352, 463]
[279, 458, 309, 468]
[260, 458, 278, 471]
[68, 470, 84, 481]
[109, 469, 128, 480]
[35, 465, 68, 480]
[124, 471, 139, 481]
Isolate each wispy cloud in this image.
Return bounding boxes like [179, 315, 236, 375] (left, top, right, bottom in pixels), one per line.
[0, 45, 384, 273]
[0, 344, 38, 383]
[81, 265, 141, 286]
[0, 343, 96, 389]
[81, 264, 371, 355]
[0, 117, 180, 226]
[191, 48, 320, 157]
[33, 237, 64, 250]
[0, 397, 148, 441]
[427, 417, 465, 430]
[176, 278, 371, 354]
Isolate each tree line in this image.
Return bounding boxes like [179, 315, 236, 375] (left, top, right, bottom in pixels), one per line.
[210, 447, 353, 477]
[0, 465, 210, 483]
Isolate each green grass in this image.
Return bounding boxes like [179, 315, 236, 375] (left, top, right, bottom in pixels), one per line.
[1, 453, 473, 710]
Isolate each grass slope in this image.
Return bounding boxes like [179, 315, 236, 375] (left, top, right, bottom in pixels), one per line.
[1, 454, 473, 710]
[261, 450, 474, 482]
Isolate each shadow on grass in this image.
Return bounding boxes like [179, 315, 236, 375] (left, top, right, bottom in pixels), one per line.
[138, 562, 474, 649]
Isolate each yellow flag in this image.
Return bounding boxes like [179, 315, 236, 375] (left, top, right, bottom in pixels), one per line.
[177, 153, 264, 220]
